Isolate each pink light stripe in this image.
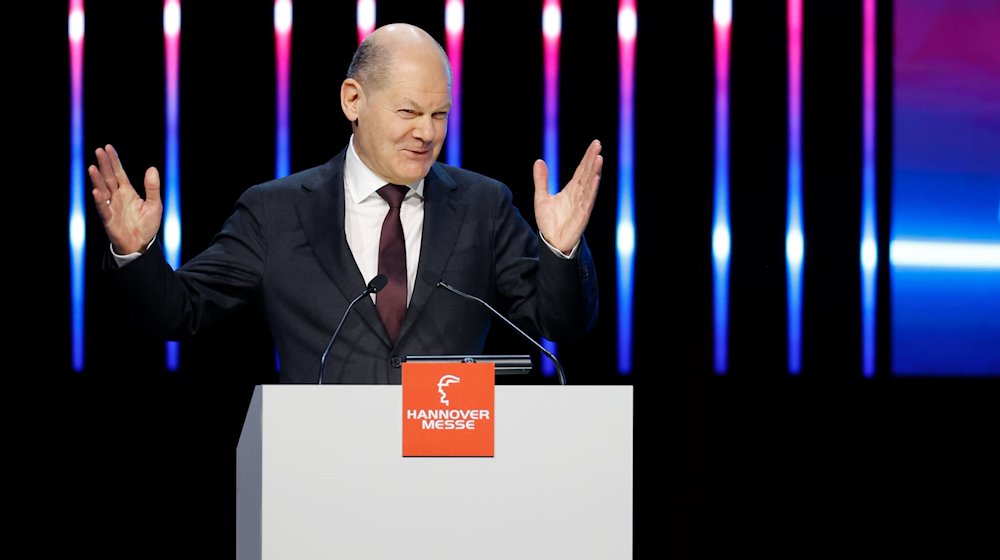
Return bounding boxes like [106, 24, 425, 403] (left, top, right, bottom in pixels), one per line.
[445, 0, 463, 166]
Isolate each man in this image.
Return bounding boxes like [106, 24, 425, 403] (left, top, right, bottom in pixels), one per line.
[89, 23, 601, 383]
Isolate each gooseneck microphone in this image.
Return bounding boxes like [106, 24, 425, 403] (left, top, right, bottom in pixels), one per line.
[436, 280, 567, 385]
[318, 274, 388, 384]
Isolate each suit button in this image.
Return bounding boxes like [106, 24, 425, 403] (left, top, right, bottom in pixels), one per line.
[391, 355, 402, 368]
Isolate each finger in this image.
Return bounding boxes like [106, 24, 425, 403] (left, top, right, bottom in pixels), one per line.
[588, 139, 603, 176]
[97, 145, 119, 191]
[580, 153, 603, 210]
[582, 143, 603, 195]
[108, 144, 132, 192]
[566, 140, 598, 194]
[533, 159, 549, 204]
[91, 186, 113, 222]
[578, 140, 602, 185]
[575, 153, 602, 217]
[569, 158, 601, 222]
[88, 163, 111, 203]
[570, 149, 601, 221]
[143, 166, 162, 205]
[589, 153, 604, 189]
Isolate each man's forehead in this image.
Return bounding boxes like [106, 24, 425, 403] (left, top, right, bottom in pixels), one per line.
[379, 86, 452, 107]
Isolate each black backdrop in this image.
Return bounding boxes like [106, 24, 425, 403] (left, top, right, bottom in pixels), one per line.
[19, 1, 999, 557]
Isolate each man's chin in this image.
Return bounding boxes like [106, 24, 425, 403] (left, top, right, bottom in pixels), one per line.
[394, 166, 433, 185]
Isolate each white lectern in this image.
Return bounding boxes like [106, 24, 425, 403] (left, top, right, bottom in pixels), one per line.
[237, 385, 632, 559]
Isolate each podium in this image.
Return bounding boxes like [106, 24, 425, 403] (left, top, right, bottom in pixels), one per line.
[237, 384, 632, 559]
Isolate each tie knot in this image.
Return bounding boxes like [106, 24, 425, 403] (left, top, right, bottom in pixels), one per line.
[377, 184, 408, 209]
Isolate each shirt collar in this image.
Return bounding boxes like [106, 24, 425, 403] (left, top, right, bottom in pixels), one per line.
[345, 135, 425, 204]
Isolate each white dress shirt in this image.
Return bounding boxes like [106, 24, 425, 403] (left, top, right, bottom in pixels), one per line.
[343, 136, 424, 307]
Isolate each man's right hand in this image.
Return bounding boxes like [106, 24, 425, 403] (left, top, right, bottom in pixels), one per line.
[88, 144, 163, 255]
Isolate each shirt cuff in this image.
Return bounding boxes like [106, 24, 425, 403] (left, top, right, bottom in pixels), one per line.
[540, 233, 580, 259]
[111, 237, 155, 268]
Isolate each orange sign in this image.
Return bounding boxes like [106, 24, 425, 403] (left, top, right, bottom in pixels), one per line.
[402, 361, 495, 457]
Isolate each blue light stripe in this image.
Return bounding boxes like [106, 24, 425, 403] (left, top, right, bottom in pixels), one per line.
[787, 0, 803, 375]
[445, 0, 463, 167]
[540, 1, 561, 377]
[164, 1, 181, 371]
[69, 3, 85, 371]
[274, 0, 292, 371]
[861, 0, 877, 377]
[616, 0, 636, 374]
[713, 0, 731, 374]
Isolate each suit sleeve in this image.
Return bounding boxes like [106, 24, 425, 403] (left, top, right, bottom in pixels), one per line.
[490, 183, 599, 342]
[103, 185, 268, 340]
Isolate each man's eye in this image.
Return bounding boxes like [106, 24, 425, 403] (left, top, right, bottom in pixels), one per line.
[398, 109, 417, 117]
[433, 112, 449, 120]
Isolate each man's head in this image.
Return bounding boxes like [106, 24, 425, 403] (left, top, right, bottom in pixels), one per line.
[341, 24, 452, 186]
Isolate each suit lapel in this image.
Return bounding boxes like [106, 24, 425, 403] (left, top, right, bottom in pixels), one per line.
[399, 165, 466, 344]
[296, 151, 391, 347]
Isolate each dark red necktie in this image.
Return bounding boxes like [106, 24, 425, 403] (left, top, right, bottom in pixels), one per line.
[376, 184, 408, 344]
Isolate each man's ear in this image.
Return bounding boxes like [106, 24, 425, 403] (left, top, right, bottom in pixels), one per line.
[341, 79, 362, 122]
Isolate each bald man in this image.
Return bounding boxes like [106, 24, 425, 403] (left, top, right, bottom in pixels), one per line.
[91, 23, 601, 384]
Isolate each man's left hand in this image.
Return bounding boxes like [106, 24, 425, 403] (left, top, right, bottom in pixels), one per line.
[533, 139, 603, 255]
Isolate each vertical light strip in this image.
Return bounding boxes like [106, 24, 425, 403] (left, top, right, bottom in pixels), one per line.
[541, 0, 561, 377]
[861, 0, 877, 377]
[69, 1, 85, 372]
[357, 0, 376, 44]
[274, 0, 292, 372]
[616, 1, 636, 375]
[445, 0, 464, 167]
[713, 0, 732, 375]
[786, 0, 804, 375]
[164, 0, 181, 370]
[275, 0, 292, 179]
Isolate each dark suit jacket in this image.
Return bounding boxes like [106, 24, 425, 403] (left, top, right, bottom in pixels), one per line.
[107, 146, 598, 383]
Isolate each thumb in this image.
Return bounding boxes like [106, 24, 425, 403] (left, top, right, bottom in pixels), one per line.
[533, 159, 549, 204]
[144, 167, 161, 204]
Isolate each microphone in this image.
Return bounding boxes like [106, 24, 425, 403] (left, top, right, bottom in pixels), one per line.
[318, 274, 388, 384]
[436, 280, 567, 385]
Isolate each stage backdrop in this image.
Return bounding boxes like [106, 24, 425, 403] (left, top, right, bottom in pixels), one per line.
[19, 1, 999, 558]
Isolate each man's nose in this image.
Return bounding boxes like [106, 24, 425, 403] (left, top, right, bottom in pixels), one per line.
[412, 116, 436, 142]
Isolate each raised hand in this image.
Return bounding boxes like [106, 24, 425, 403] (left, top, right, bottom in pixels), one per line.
[532, 139, 603, 254]
[89, 144, 163, 255]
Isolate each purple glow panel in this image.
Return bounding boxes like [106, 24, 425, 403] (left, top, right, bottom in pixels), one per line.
[616, 0, 636, 375]
[786, 0, 803, 375]
[713, 0, 731, 375]
[69, 0, 85, 371]
[541, 0, 561, 376]
[445, 0, 463, 167]
[164, 0, 181, 370]
[892, 0, 1000, 375]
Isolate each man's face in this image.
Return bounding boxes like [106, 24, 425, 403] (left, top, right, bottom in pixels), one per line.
[351, 53, 451, 186]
